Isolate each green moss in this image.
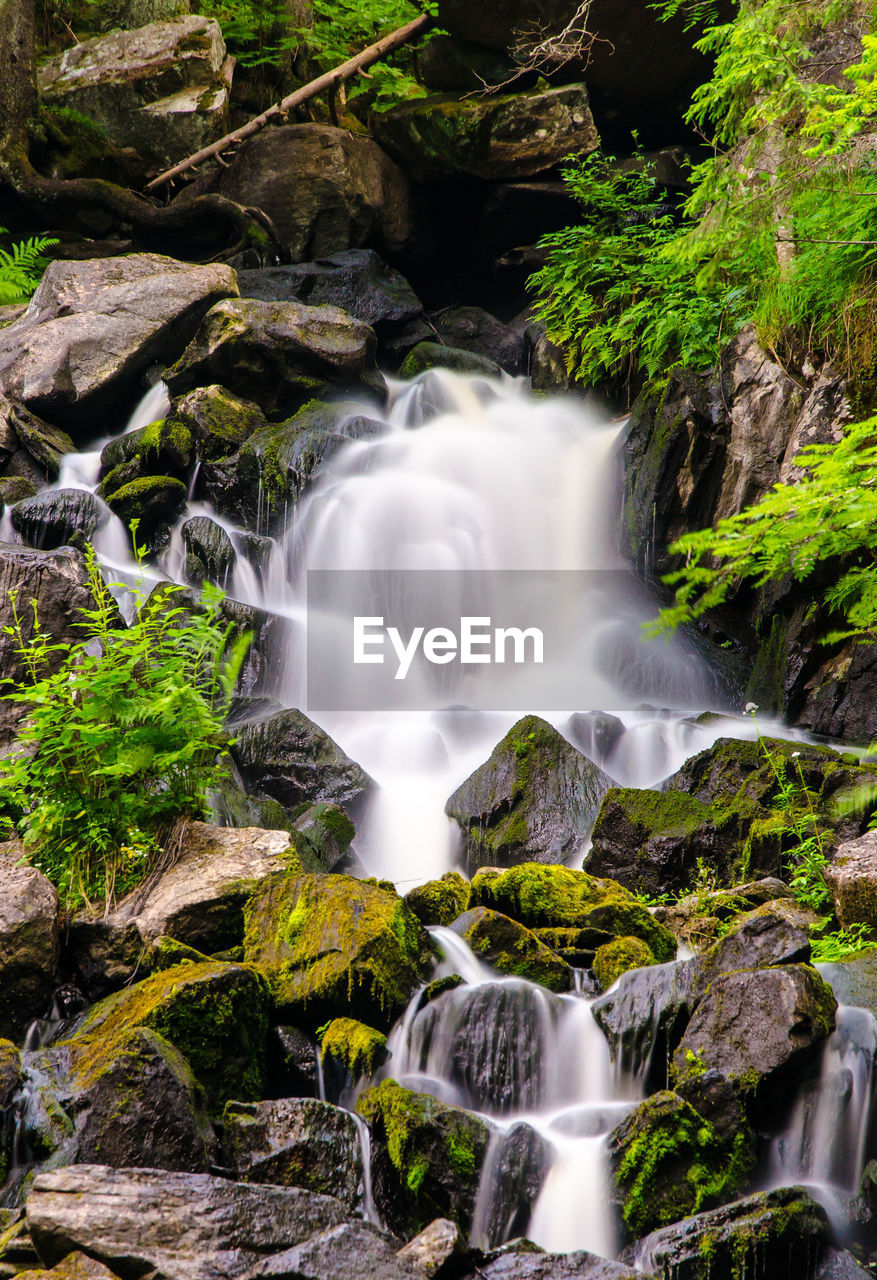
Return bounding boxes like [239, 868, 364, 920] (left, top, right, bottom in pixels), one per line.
[610, 787, 712, 839]
[456, 906, 573, 991]
[470, 861, 634, 928]
[594, 935, 656, 989]
[582, 900, 676, 963]
[320, 1017, 388, 1079]
[148, 936, 212, 971]
[405, 872, 471, 927]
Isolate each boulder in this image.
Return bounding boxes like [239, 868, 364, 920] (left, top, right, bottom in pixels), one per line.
[70, 960, 270, 1110]
[319, 1018, 388, 1090]
[0, 1039, 21, 1182]
[586, 788, 717, 897]
[400, 342, 502, 380]
[445, 716, 612, 874]
[0, 864, 60, 1041]
[230, 709, 374, 819]
[397, 1218, 462, 1277]
[474, 1122, 552, 1247]
[372, 84, 599, 182]
[63, 916, 144, 1002]
[564, 711, 626, 766]
[10, 489, 110, 549]
[243, 873, 431, 1031]
[0, 396, 75, 480]
[110, 820, 295, 953]
[450, 907, 573, 991]
[168, 385, 267, 461]
[164, 298, 384, 419]
[26, 1165, 346, 1280]
[272, 1025, 319, 1098]
[405, 872, 471, 927]
[0, 255, 237, 430]
[694, 906, 811, 991]
[477, 1246, 643, 1278]
[816, 1250, 873, 1280]
[593, 936, 656, 991]
[241, 1220, 423, 1280]
[631, 1186, 830, 1280]
[825, 830, 877, 927]
[430, 307, 527, 375]
[98, 418, 195, 492]
[819, 947, 877, 1012]
[357, 1078, 492, 1237]
[0, 475, 38, 508]
[182, 516, 236, 586]
[223, 1097, 363, 1208]
[608, 1090, 754, 1240]
[592, 960, 697, 1091]
[37, 17, 232, 171]
[103, 474, 187, 545]
[203, 124, 415, 262]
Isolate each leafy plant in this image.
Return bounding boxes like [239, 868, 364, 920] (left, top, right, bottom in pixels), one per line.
[0, 538, 250, 909]
[0, 229, 57, 306]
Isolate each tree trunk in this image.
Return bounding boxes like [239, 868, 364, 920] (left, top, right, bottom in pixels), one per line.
[0, 0, 284, 262]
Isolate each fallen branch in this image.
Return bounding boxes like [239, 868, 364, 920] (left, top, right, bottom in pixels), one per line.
[145, 12, 435, 194]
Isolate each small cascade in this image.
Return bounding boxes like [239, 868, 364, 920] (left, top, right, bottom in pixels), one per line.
[350, 1111, 381, 1226]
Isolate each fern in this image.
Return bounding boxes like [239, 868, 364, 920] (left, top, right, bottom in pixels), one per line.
[0, 229, 57, 307]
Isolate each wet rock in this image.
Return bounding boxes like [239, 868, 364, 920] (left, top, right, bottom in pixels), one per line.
[816, 1248, 873, 1280]
[0, 256, 237, 430]
[405, 873, 471, 928]
[285, 803, 356, 874]
[819, 948, 877, 1012]
[608, 1090, 754, 1241]
[672, 964, 837, 1102]
[27, 1164, 347, 1280]
[470, 862, 633, 927]
[242, 1220, 423, 1280]
[168, 384, 267, 461]
[450, 907, 573, 992]
[592, 960, 697, 1091]
[475, 1122, 552, 1248]
[0, 1040, 21, 1182]
[98, 419, 195, 491]
[165, 297, 384, 420]
[110, 820, 295, 953]
[477, 1245, 644, 1279]
[0, 398, 75, 479]
[372, 84, 599, 182]
[103, 474, 187, 544]
[825, 830, 877, 927]
[695, 906, 811, 991]
[0, 864, 60, 1041]
[430, 307, 527, 375]
[593, 936, 656, 991]
[446, 717, 612, 874]
[11, 488, 109, 549]
[586, 787, 717, 897]
[357, 1078, 492, 1237]
[71, 960, 270, 1110]
[223, 1097, 363, 1208]
[631, 1185, 830, 1280]
[203, 124, 415, 262]
[182, 516, 236, 586]
[320, 1018, 388, 1091]
[38, 17, 232, 171]
[272, 1025, 318, 1098]
[565, 712, 626, 767]
[397, 1218, 462, 1276]
[243, 873, 431, 1032]
[230, 708, 374, 819]
[400, 342, 502, 380]
[64, 917, 145, 1002]
[0, 475, 38, 508]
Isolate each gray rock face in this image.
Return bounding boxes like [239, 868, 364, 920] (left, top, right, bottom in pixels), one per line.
[168, 385, 266, 461]
[825, 829, 877, 927]
[696, 907, 811, 986]
[63, 916, 145, 1002]
[372, 84, 599, 182]
[110, 820, 294, 952]
[445, 716, 612, 874]
[164, 298, 384, 419]
[0, 864, 60, 1041]
[400, 342, 502, 380]
[631, 1186, 829, 1280]
[223, 1097, 363, 1208]
[204, 124, 415, 262]
[241, 1221, 423, 1280]
[0, 256, 237, 430]
[585, 786, 717, 897]
[479, 1245, 644, 1279]
[430, 306, 527, 375]
[816, 1249, 874, 1280]
[0, 395, 75, 482]
[38, 17, 232, 170]
[231, 709, 374, 820]
[475, 1123, 552, 1248]
[397, 1218, 461, 1277]
[592, 960, 697, 1091]
[26, 1164, 347, 1280]
[182, 515, 236, 586]
[11, 488, 109, 549]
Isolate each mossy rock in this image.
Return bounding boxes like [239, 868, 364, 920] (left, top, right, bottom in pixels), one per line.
[148, 936, 213, 971]
[0, 1040, 21, 1183]
[169, 384, 266, 461]
[451, 906, 573, 992]
[99, 419, 194, 485]
[405, 872, 471, 927]
[594, 935, 657, 990]
[0, 476, 38, 510]
[320, 1017, 388, 1081]
[609, 1090, 755, 1241]
[70, 960, 270, 1111]
[243, 872, 432, 1031]
[103, 474, 187, 539]
[581, 900, 676, 964]
[400, 342, 501, 379]
[470, 862, 634, 928]
[586, 786, 718, 898]
[357, 1078, 491, 1237]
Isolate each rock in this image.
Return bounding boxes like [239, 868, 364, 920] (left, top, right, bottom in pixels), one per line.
[429, 306, 526, 376]
[202, 124, 415, 262]
[230, 709, 374, 819]
[26, 1164, 347, 1280]
[63, 917, 144, 1002]
[0, 864, 60, 1041]
[164, 298, 384, 419]
[695, 907, 811, 990]
[587, 786, 718, 897]
[819, 947, 877, 1011]
[405, 873, 471, 927]
[0, 475, 38, 508]
[478, 1247, 643, 1279]
[182, 516, 236, 586]
[357, 1078, 492, 1237]
[223, 1097, 363, 1208]
[238, 251, 424, 360]
[565, 712, 625, 766]
[241, 1220, 423, 1280]
[372, 84, 599, 182]
[825, 830, 877, 927]
[98, 418, 195, 492]
[1, 398, 75, 479]
[272, 1025, 319, 1098]
[631, 1186, 830, 1280]
[287, 803, 356, 874]
[0, 1040, 21, 1182]
[474, 1122, 552, 1247]
[593, 936, 656, 991]
[168, 385, 267, 461]
[320, 1018, 388, 1089]
[25, 1252, 121, 1279]
[400, 342, 502, 380]
[0, 256, 236, 431]
[103, 474, 187, 544]
[593, 960, 697, 1091]
[416, 34, 514, 91]
[816, 1249, 873, 1280]
[450, 907, 573, 991]
[243, 873, 431, 1031]
[11, 488, 109, 549]
[672, 964, 837, 1103]
[38, 18, 232, 171]
[71, 960, 270, 1110]
[110, 820, 295, 953]
[608, 1090, 754, 1240]
[397, 1218, 462, 1277]
[445, 716, 612, 874]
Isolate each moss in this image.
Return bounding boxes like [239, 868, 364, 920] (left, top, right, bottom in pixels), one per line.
[320, 1017, 388, 1080]
[594, 935, 656, 989]
[611, 787, 712, 840]
[148, 935, 212, 971]
[456, 906, 573, 991]
[400, 342, 499, 379]
[582, 900, 676, 963]
[470, 861, 634, 929]
[405, 872, 471, 927]
[104, 474, 187, 531]
[422, 974, 464, 1004]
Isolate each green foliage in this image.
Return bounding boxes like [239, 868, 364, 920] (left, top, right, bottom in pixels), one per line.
[0, 539, 250, 908]
[0, 229, 57, 306]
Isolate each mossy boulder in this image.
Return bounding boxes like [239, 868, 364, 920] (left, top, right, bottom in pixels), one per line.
[147, 936, 211, 970]
[471, 862, 633, 926]
[608, 1090, 755, 1241]
[103, 474, 187, 545]
[243, 873, 431, 1031]
[168, 384, 266, 461]
[98, 419, 194, 492]
[399, 342, 501, 379]
[357, 1078, 492, 1237]
[71, 960, 270, 1111]
[586, 787, 718, 897]
[450, 907, 573, 992]
[288, 803, 356, 873]
[593, 936, 656, 991]
[404, 872, 471, 927]
[446, 718, 613, 875]
[320, 1018, 388, 1085]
